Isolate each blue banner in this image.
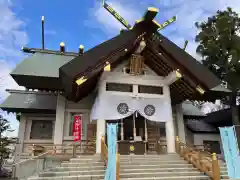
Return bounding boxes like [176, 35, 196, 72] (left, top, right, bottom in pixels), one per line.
[219, 126, 240, 178]
[104, 124, 117, 180]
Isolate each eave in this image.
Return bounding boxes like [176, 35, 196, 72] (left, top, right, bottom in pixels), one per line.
[59, 23, 147, 101]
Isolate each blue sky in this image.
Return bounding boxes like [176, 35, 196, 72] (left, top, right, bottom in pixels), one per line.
[0, 0, 240, 136]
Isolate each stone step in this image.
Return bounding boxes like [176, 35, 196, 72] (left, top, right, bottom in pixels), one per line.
[121, 167, 200, 173]
[39, 169, 105, 177]
[76, 155, 101, 159]
[120, 153, 177, 157]
[120, 160, 189, 165]
[120, 163, 194, 169]
[119, 171, 205, 178]
[120, 156, 182, 161]
[54, 165, 105, 172]
[61, 162, 104, 167]
[69, 158, 102, 163]
[28, 174, 104, 180]
[119, 176, 211, 180]
[120, 157, 184, 162]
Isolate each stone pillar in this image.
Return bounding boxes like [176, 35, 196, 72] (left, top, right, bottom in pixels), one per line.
[15, 115, 27, 161]
[54, 94, 66, 147]
[176, 104, 186, 144]
[96, 120, 106, 154]
[164, 86, 176, 153]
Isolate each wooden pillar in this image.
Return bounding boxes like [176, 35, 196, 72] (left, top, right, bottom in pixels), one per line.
[144, 118, 148, 154]
[144, 118, 148, 141]
[133, 114, 136, 140]
[121, 119, 124, 140]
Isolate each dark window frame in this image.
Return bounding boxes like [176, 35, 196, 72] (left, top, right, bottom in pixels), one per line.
[30, 120, 53, 139]
[106, 82, 133, 92]
[138, 85, 163, 95]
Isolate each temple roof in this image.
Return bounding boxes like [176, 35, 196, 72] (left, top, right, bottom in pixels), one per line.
[11, 53, 74, 90]
[0, 90, 57, 113]
[8, 8, 230, 104]
[185, 119, 218, 133]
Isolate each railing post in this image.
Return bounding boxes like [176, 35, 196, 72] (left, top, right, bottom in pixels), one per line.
[72, 143, 76, 158]
[175, 136, 180, 154]
[52, 146, 56, 155]
[116, 153, 120, 180]
[212, 153, 220, 180]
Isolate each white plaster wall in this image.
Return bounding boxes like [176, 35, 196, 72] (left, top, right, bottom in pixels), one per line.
[64, 93, 95, 141]
[193, 133, 223, 156]
[193, 133, 221, 145]
[66, 93, 95, 110]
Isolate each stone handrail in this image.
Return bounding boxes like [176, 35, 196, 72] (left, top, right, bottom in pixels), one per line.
[175, 136, 220, 180]
[101, 136, 120, 180]
[12, 142, 81, 179]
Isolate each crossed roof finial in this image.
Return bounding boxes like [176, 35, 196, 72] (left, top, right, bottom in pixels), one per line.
[102, 0, 176, 32]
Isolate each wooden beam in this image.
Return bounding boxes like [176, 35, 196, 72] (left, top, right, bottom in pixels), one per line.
[143, 7, 159, 22]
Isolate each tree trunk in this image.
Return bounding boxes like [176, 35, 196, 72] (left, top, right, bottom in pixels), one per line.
[230, 91, 240, 149]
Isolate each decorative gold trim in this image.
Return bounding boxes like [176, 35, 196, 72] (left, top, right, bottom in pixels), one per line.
[104, 61, 111, 72]
[147, 7, 159, 12]
[212, 153, 217, 160]
[75, 76, 87, 86]
[130, 145, 135, 151]
[135, 18, 144, 24]
[153, 16, 177, 31]
[196, 85, 205, 94]
[152, 19, 162, 28]
[176, 69, 182, 79]
[176, 136, 179, 142]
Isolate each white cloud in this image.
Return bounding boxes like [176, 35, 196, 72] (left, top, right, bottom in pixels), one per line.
[0, 0, 28, 137]
[87, 0, 240, 58]
[85, 0, 142, 37]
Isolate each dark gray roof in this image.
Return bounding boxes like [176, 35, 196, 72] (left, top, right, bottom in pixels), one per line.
[11, 53, 74, 77]
[202, 108, 233, 126]
[186, 119, 218, 133]
[0, 90, 57, 113]
[182, 101, 206, 117]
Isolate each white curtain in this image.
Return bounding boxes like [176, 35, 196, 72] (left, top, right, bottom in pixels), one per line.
[90, 92, 172, 122]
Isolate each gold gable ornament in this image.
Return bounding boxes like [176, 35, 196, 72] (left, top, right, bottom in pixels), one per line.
[75, 76, 87, 86]
[104, 61, 111, 72]
[129, 54, 144, 75]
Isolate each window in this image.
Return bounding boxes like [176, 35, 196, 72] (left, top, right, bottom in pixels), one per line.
[138, 85, 163, 95]
[203, 140, 221, 154]
[30, 120, 53, 139]
[106, 83, 133, 92]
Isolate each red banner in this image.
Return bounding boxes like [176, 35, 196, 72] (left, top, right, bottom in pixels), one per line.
[73, 115, 82, 142]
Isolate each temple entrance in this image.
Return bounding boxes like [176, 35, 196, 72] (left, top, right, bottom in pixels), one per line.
[106, 113, 167, 155]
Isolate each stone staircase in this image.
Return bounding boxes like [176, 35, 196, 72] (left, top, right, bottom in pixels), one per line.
[27, 155, 105, 180]
[26, 154, 228, 180]
[119, 154, 228, 180]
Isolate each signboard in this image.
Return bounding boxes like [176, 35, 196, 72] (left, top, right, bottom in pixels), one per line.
[219, 126, 240, 179]
[103, 1, 132, 30]
[104, 124, 117, 180]
[73, 115, 82, 142]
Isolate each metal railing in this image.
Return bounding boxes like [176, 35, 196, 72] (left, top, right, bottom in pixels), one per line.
[12, 140, 95, 179]
[175, 136, 221, 180]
